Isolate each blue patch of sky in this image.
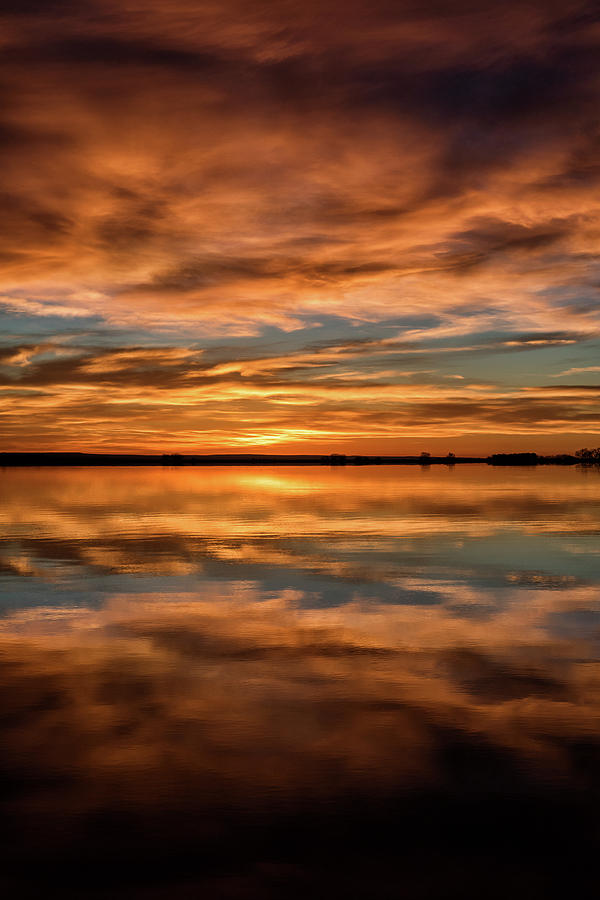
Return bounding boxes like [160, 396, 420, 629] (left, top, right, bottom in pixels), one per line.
[0, 309, 106, 344]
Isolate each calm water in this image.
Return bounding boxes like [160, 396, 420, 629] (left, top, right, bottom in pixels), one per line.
[1, 465, 599, 897]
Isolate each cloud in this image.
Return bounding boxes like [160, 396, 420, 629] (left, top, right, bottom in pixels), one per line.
[0, 0, 599, 447]
[0, 330, 598, 452]
[554, 365, 600, 376]
[0, 295, 93, 318]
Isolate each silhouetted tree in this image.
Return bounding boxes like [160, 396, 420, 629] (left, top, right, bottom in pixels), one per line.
[575, 447, 600, 464]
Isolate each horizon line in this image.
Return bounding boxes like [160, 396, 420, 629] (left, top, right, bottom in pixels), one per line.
[0, 450, 593, 467]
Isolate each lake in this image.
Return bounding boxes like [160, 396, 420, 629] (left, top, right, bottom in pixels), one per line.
[1, 465, 599, 897]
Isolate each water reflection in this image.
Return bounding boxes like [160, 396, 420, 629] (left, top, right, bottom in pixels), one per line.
[2, 466, 600, 614]
[0, 467, 599, 896]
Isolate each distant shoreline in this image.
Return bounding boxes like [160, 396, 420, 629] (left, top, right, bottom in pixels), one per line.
[0, 452, 588, 467]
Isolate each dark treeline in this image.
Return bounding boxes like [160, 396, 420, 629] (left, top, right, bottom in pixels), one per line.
[1, 451, 598, 467]
[489, 448, 600, 466]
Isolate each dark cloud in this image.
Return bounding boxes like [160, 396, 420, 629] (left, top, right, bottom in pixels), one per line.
[450, 217, 572, 256]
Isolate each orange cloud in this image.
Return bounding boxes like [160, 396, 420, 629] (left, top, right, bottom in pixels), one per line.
[0, 0, 599, 449]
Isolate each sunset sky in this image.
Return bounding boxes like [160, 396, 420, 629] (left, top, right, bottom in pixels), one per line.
[1, 0, 599, 454]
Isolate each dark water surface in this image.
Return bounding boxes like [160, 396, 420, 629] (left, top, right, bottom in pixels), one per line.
[1, 465, 599, 897]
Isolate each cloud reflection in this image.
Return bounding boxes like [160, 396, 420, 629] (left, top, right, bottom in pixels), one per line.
[0, 588, 599, 896]
[2, 466, 600, 609]
[1, 464, 599, 894]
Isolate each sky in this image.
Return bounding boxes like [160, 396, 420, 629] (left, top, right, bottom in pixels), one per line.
[0, 0, 599, 454]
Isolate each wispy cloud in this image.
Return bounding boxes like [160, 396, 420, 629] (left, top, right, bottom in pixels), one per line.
[553, 365, 600, 377]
